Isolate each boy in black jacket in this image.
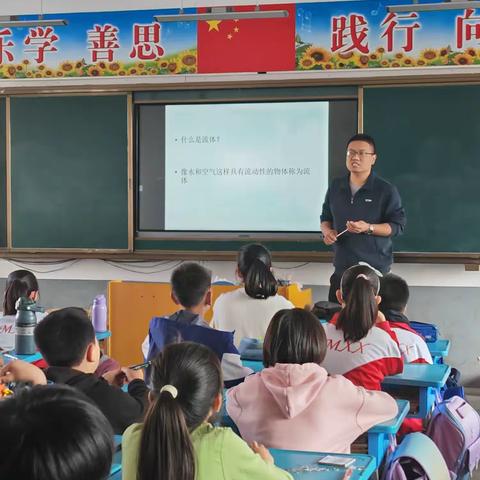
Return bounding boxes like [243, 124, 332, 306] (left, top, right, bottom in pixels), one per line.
[34, 307, 148, 434]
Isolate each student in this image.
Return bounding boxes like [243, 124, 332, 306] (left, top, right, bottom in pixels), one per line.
[227, 308, 397, 453]
[0, 385, 113, 480]
[0, 270, 44, 351]
[321, 264, 403, 391]
[379, 273, 432, 364]
[142, 262, 251, 388]
[34, 307, 149, 434]
[123, 342, 292, 480]
[213, 244, 294, 347]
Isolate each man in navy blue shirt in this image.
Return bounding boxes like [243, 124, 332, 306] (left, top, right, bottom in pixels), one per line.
[321, 134, 406, 302]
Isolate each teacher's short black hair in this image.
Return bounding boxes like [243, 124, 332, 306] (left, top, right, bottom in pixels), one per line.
[347, 133, 376, 154]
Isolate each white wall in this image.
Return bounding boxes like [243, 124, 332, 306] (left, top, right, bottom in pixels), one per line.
[1, 257, 478, 287]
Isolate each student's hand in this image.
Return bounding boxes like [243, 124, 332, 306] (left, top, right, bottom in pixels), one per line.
[347, 220, 369, 234]
[250, 441, 274, 465]
[121, 367, 144, 383]
[102, 368, 126, 387]
[322, 228, 338, 245]
[0, 360, 47, 386]
[376, 311, 387, 324]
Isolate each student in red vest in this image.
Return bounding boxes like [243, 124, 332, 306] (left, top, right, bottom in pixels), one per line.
[321, 264, 403, 391]
[379, 273, 432, 365]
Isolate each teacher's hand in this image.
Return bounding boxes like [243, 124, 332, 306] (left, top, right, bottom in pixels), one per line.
[347, 220, 370, 234]
[322, 228, 338, 245]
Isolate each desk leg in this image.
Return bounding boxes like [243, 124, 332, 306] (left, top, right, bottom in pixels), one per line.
[419, 386, 435, 419]
[367, 432, 386, 470]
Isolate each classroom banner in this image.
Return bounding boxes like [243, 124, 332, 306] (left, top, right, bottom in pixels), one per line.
[295, 1, 480, 70]
[1, 1, 480, 79]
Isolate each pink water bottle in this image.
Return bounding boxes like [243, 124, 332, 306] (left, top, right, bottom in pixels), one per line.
[92, 295, 107, 333]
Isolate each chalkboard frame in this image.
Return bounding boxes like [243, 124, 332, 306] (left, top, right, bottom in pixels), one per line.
[5, 93, 134, 253]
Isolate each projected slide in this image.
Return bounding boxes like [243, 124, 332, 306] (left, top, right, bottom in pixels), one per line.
[164, 102, 329, 232]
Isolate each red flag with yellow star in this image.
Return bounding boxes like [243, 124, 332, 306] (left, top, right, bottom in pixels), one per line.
[197, 4, 295, 74]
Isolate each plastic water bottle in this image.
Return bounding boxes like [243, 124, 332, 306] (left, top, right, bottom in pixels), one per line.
[15, 297, 44, 355]
[92, 295, 107, 333]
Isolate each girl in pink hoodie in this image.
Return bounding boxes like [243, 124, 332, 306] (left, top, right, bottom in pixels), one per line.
[226, 308, 398, 453]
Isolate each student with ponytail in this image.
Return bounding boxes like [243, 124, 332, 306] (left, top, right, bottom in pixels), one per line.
[321, 264, 403, 391]
[122, 342, 292, 480]
[213, 244, 293, 347]
[0, 270, 44, 351]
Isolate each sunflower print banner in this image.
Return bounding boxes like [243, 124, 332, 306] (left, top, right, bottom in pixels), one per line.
[296, 1, 480, 70]
[1, 1, 480, 79]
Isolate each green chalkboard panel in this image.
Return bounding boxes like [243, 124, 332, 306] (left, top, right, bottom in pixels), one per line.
[364, 85, 480, 253]
[10, 95, 129, 250]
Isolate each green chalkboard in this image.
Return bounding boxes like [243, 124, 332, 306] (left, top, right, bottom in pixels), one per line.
[10, 95, 129, 250]
[364, 85, 480, 253]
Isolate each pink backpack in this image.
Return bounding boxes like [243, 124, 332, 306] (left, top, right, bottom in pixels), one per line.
[427, 396, 480, 479]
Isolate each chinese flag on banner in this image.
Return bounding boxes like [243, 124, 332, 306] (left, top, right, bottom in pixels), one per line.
[197, 4, 296, 74]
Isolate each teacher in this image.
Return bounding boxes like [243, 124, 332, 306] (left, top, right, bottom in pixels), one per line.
[320, 134, 406, 303]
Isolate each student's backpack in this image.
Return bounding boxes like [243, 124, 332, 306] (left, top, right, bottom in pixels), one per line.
[409, 321, 439, 343]
[383, 432, 450, 480]
[426, 396, 480, 479]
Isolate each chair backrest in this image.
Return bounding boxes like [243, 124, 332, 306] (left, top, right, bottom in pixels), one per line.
[383, 432, 450, 480]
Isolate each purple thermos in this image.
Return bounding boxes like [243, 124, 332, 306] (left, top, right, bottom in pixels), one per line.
[92, 294, 107, 333]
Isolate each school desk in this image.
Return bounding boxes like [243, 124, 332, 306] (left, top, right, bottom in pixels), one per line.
[382, 363, 451, 419]
[366, 399, 409, 468]
[241, 358, 264, 372]
[108, 448, 376, 480]
[427, 339, 451, 364]
[3, 331, 112, 363]
[271, 449, 376, 479]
